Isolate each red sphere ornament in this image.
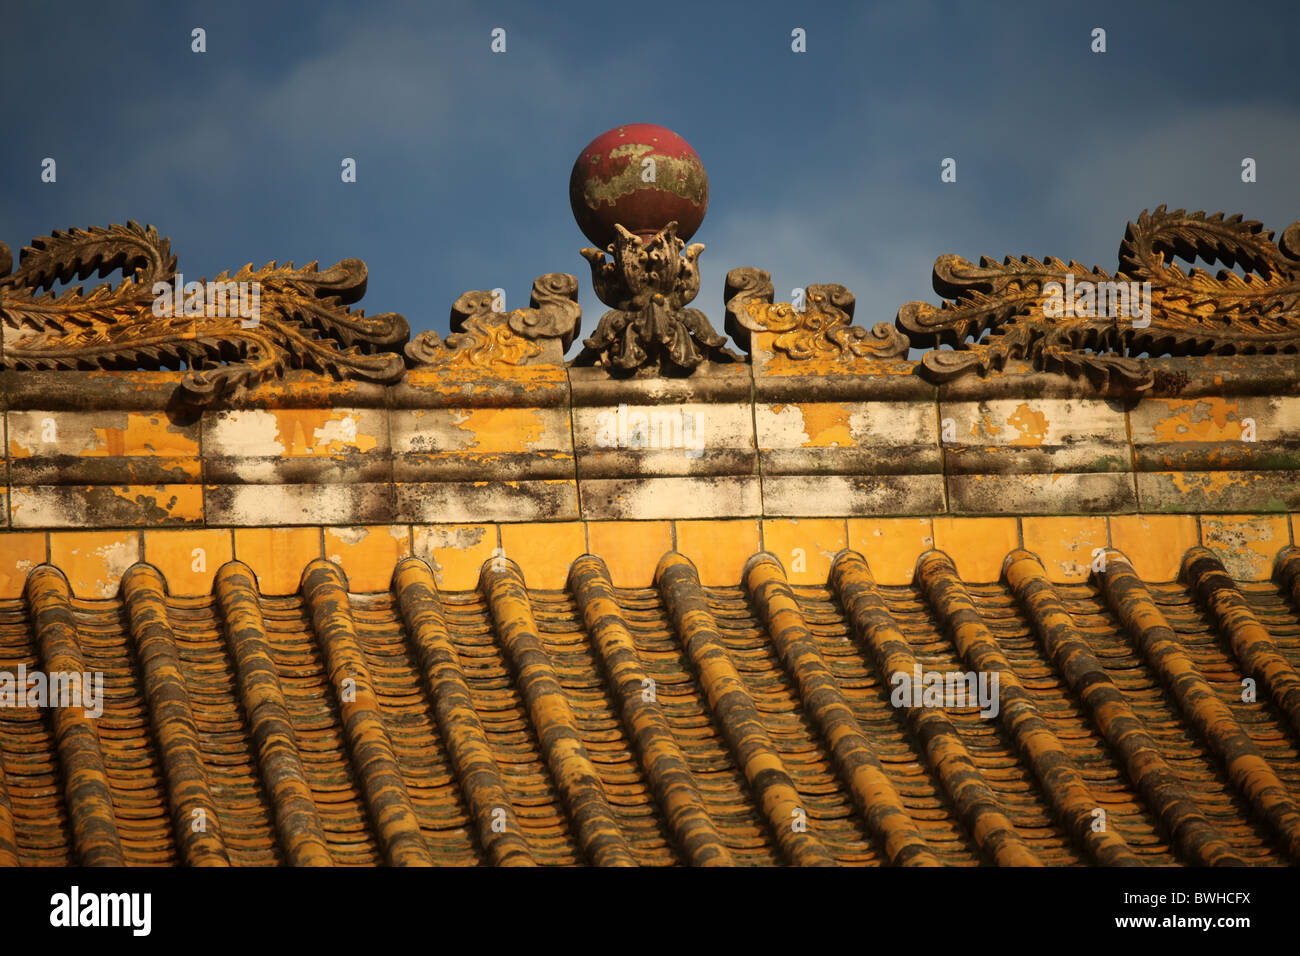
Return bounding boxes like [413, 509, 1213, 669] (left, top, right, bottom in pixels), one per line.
[569, 124, 709, 249]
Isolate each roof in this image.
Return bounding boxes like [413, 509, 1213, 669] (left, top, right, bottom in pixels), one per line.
[2, 531, 1300, 867]
[2, 207, 1299, 867]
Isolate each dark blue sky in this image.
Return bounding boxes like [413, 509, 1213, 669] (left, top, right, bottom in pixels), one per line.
[2, 0, 1297, 349]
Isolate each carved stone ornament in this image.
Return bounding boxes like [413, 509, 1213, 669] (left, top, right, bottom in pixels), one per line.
[897, 207, 1300, 389]
[0, 222, 409, 404]
[724, 266, 909, 360]
[405, 272, 581, 370]
[574, 222, 737, 374]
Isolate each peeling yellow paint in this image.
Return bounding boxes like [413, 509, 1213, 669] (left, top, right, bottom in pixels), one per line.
[1151, 398, 1245, 443]
[89, 414, 196, 457]
[1007, 403, 1049, 447]
[452, 408, 546, 452]
[798, 404, 853, 447]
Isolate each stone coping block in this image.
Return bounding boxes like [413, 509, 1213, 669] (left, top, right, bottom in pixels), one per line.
[0, 358, 1294, 525]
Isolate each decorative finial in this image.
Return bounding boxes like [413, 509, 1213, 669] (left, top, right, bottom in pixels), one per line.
[569, 124, 709, 248]
[569, 125, 731, 373]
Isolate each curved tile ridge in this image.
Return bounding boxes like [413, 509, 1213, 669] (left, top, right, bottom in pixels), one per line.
[1004, 550, 1245, 866]
[915, 550, 1141, 866]
[829, 551, 1041, 867]
[1184, 547, 1300, 741]
[569, 554, 734, 867]
[479, 557, 637, 867]
[214, 561, 333, 866]
[742, 553, 941, 867]
[655, 552, 836, 867]
[23, 566, 125, 866]
[1098, 549, 1299, 863]
[392, 557, 536, 867]
[1274, 546, 1300, 611]
[300, 560, 434, 867]
[0, 759, 17, 866]
[121, 564, 230, 867]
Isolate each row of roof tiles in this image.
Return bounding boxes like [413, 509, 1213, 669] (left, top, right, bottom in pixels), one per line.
[1, 514, 1295, 602]
[1, 542, 1299, 866]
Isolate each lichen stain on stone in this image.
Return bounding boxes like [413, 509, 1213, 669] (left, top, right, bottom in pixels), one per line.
[1007, 404, 1049, 447]
[1151, 398, 1244, 443]
[1202, 517, 1285, 579]
[104, 485, 179, 524]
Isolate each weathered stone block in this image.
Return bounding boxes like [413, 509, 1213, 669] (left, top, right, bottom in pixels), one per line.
[579, 476, 760, 520]
[756, 400, 940, 477]
[762, 474, 944, 517]
[391, 406, 573, 481]
[1131, 395, 1300, 475]
[1136, 471, 1300, 513]
[205, 482, 392, 525]
[7, 409, 200, 485]
[10, 485, 203, 528]
[572, 401, 755, 479]
[203, 407, 390, 484]
[396, 480, 578, 523]
[940, 397, 1131, 475]
[947, 472, 1137, 515]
